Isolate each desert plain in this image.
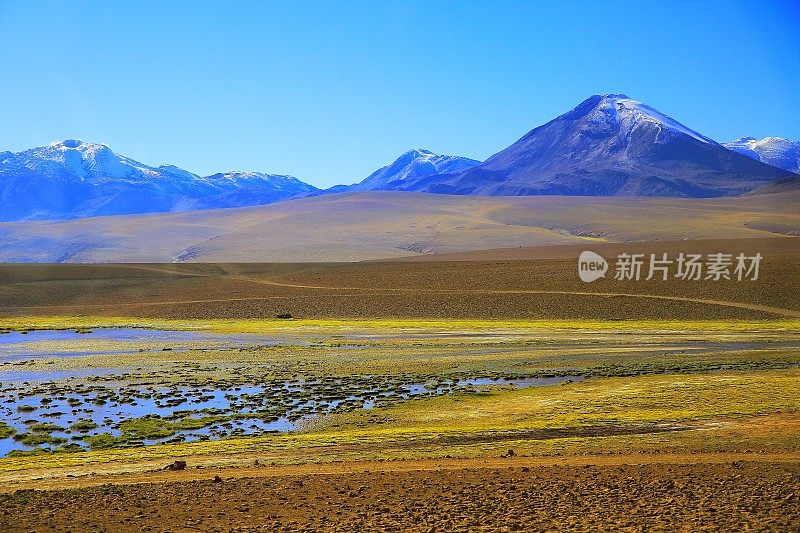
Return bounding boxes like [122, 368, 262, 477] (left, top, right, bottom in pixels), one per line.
[0, 193, 799, 531]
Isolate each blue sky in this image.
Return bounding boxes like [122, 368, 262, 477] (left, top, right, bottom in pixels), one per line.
[1, 1, 798, 187]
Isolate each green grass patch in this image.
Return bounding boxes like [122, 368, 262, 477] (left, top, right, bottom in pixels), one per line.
[0, 422, 16, 439]
[84, 433, 122, 450]
[118, 416, 176, 439]
[70, 420, 99, 432]
[14, 433, 67, 447]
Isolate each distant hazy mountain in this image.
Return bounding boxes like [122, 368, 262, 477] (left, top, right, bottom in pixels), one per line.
[390, 94, 792, 197]
[724, 137, 800, 175]
[192, 171, 318, 210]
[0, 140, 318, 221]
[346, 149, 480, 192]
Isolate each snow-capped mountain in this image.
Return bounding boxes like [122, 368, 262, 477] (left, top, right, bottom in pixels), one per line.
[724, 137, 800, 175]
[192, 171, 319, 210]
[0, 140, 318, 221]
[346, 149, 480, 192]
[392, 94, 793, 197]
[4, 98, 795, 222]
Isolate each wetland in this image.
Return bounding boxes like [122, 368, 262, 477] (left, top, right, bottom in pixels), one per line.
[2, 319, 799, 458]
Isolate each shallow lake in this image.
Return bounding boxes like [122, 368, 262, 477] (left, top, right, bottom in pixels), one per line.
[0, 326, 587, 457]
[0, 328, 287, 363]
[4, 326, 790, 458]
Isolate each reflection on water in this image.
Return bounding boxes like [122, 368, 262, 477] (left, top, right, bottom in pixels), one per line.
[0, 360, 584, 457]
[0, 328, 286, 362]
[7, 326, 784, 457]
[0, 328, 212, 345]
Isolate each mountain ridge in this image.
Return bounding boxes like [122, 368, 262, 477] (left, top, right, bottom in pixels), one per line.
[0, 140, 318, 221]
[3, 94, 797, 221]
[724, 137, 800, 175]
[380, 94, 793, 197]
[345, 148, 480, 192]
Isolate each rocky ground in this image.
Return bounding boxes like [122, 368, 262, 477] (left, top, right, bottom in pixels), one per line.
[2, 236, 798, 321]
[1, 460, 798, 532]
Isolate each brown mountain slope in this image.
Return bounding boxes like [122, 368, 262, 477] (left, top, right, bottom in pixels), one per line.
[0, 190, 798, 263]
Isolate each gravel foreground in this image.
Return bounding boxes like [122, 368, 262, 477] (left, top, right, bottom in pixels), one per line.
[1, 460, 798, 532]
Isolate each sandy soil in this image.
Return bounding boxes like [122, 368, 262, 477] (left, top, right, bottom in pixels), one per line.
[1, 234, 798, 531]
[1, 237, 797, 320]
[1, 456, 798, 532]
[1, 190, 798, 263]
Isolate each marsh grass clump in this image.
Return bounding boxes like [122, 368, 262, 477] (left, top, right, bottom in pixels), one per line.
[14, 433, 67, 447]
[171, 416, 226, 430]
[6, 448, 50, 458]
[28, 422, 64, 433]
[0, 421, 16, 439]
[70, 420, 99, 432]
[119, 416, 175, 439]
[58, 443, 84, 453]
[84, 433, 120, 450]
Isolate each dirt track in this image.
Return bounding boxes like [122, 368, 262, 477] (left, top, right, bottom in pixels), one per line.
[8, 271, 799, 318]
[1, 238, 798, 319]
[2, 458, 798, 532]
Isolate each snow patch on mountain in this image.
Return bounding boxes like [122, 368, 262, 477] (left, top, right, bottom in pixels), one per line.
[0, 140, 318, 220]
[584, 94, 718, 146]
[724, 137, 800, 174]
[36, 140, 161, 181]
[389, 94, 792, 197]
[348, 149, 480, 191]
